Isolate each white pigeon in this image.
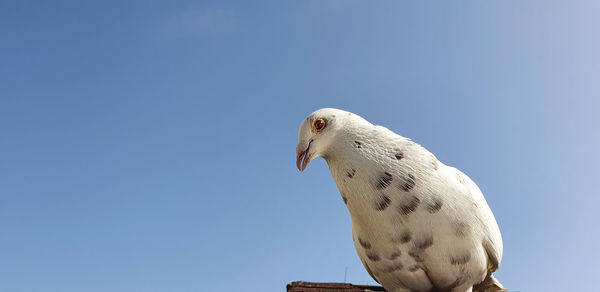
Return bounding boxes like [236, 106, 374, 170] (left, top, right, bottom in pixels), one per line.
[296, 108, 504, 292]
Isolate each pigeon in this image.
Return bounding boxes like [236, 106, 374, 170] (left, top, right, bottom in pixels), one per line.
[296, 108, 504, 292]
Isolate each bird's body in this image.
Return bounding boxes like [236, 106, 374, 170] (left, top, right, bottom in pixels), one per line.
[296, 109, 504, 292]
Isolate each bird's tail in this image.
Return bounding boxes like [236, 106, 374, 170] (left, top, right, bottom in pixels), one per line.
[473, 274, 505, 291]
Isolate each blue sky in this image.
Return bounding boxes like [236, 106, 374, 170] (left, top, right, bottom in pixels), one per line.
[1, 1, 599, 291]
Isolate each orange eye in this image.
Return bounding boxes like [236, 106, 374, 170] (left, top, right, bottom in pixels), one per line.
[313, 118, 326, 131]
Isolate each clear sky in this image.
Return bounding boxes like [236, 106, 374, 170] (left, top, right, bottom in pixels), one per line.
[1, 1, 599, 291]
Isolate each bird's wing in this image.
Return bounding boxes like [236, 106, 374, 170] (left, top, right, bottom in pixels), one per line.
[457, 167, 504, 272]
[452, 168, 505, 290]
[483, 238, 501, 273]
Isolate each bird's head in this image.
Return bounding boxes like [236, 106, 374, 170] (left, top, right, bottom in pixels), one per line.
[296, 108, 366, 171]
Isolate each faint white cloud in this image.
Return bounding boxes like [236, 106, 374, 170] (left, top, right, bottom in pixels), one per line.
[158, 9, 236, 38]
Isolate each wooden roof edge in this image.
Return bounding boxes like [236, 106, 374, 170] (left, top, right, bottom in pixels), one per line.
[287, 281, 386, 291]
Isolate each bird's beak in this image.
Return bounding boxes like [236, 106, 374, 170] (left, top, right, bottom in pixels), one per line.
[296, 140, 312, 172]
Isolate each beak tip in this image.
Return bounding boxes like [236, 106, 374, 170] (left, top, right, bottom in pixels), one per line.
[296, 157, 306, 172]
[296, 140, 313, 172]
[296, 156, 303, 172]
[296, 150, 309, 172]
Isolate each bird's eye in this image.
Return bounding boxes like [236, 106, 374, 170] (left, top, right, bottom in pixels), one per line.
[313, 118, 326, 131]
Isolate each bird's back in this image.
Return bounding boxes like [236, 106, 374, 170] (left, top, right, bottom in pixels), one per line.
[325, 124, 503, 292]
